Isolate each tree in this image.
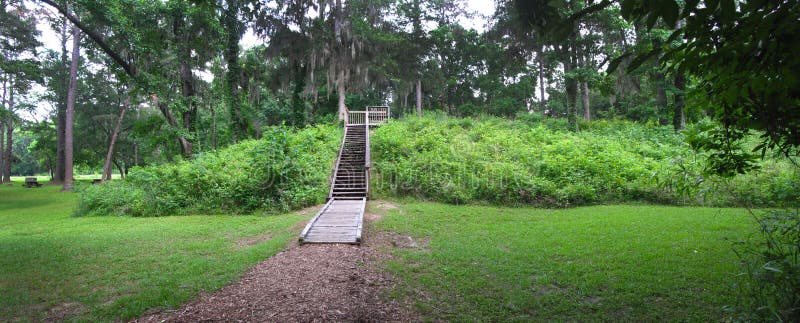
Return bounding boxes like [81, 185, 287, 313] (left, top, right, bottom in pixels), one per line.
[63, 26, 80, 190]
[39, 0, 223, 158]
[1, 0, 40, 182]
[102, 94, 128, 181]
[610, 0, 800, 172]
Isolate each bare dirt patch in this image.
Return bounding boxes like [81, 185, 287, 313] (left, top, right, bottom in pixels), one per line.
[387, 234, 430, 251]
[135, 202, 419, 322]
[364, 200, 399, 222]
[236, 232, 272, 248]
[45, 302, 87, 321]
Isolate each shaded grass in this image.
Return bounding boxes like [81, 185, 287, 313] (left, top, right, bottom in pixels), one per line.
[0, 181, 308, 321]
[378, 202, 756, 321]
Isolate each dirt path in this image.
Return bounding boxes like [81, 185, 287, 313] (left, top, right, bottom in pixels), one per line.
[136, 201, 418, 322]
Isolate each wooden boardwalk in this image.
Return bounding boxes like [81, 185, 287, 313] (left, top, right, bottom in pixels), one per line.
[299, 198, 366, 244]
[299, 106, 389, 244]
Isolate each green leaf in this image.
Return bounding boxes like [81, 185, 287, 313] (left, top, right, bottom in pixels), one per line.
[659, 0, 680, 28]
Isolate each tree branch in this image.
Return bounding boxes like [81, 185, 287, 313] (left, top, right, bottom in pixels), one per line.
[38, 0, 136, 78]
[567, 0, 613, 25]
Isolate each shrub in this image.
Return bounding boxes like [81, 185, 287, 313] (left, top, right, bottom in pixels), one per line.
[731, 209, 800, 321]
[77, 124, 341, 216]
[371, 114, 799, 207]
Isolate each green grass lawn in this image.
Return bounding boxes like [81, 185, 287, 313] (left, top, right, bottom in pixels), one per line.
[0, 180, 307, 321]
[0, 180, 761, 321]
[377, 203, 757, 321]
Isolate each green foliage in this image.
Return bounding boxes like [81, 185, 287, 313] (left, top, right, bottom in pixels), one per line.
[371, 115, 799, 207]
[683, 119, 759, 177]
[78, 124, 341, 216]
[618, 0, 800, 159]
[731, 209, 800, 321]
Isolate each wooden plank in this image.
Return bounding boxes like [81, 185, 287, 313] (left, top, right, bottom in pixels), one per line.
[305, 233, 358, 239]
[298, 199, 335, 243]
[300, 197, 366, 244]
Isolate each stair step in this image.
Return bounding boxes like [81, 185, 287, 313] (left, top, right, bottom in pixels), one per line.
[332, 193, 367, 197]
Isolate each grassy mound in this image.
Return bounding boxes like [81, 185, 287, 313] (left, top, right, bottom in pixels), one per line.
[370, 114, 798, 207]
[78, 125, 341, 216]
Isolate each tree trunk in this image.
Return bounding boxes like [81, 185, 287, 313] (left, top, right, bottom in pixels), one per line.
[671, 20, 686, 131]
[157, 102, 193, 157]
[175, 9, 197, 157]
[673, 72, 686, 131]
[211, 104, 218, 149]
[291, 62, 306, 126]
[3, 118, 11, 183]
[251, 81, 262, 139]
[179, 61, 195, 131]
[63, 27, 80, 191]
[537, 45, 546, 113]
[179, 60, 196, 157]
[54, 16, 69, 184]
[576, 43, 590, 121]
[415, 79, 422, 116]
[113, 159, 124, 180]
[654, 71, 668, 125]
[102, 96, 129, 181]
[337, 68, 346, 121]
[133, 142, 139, 166]
[0, 119, 4, 183]
[3, 80, 14, 183]
[55, 102, 66, 183]
[562, 42, 578, 131]
[0, 77, 5, 182]
[581, 81, 590, 121]
[224, 0, 245, 142]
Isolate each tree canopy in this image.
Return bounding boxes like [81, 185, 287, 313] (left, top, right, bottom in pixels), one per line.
[0, 0, 794, 180]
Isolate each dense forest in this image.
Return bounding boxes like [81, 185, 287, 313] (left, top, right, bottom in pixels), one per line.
[2, 0, 795, 190]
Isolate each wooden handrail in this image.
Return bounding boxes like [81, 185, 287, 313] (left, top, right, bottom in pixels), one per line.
[327, 126, 348, 200]
[365, 111, 371, 199]
[354, 197, 366, 242]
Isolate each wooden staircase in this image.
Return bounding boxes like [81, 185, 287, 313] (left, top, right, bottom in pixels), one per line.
[299, 106, 389, 244]
[330, 126, 368, 199]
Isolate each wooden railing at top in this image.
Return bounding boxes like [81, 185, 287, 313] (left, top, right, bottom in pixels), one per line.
[344, 105, 390, 127]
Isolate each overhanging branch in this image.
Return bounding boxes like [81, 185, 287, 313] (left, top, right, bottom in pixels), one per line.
[38, 0, 136, 78]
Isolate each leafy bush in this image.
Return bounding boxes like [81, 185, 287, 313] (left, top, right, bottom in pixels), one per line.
[731, 209, 800, 321]
[371, 114, 799, 207]
[78, 125, 341, 216]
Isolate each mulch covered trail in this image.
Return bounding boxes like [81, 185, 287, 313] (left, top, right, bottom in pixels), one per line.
[136, 233, 417, 322]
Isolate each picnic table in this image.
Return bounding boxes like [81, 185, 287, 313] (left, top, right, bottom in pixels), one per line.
[23, 177, 42, 188]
